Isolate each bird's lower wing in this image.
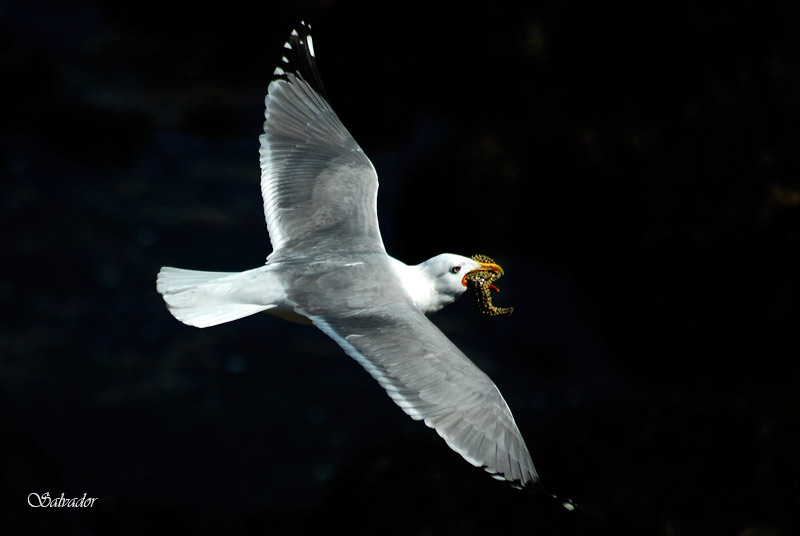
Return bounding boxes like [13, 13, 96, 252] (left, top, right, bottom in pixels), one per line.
[306, 304, 538, 488]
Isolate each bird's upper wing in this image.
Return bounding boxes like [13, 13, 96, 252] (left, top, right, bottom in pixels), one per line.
[306, 300, 537, 488]
[260, 22, 384, 258]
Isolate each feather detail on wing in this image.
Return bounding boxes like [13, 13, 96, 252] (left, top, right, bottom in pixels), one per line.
[260, 22, 384, 257]
[307, 304, 538, 488]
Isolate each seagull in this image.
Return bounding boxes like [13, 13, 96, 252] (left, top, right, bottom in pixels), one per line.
[156, 22, 537, 488]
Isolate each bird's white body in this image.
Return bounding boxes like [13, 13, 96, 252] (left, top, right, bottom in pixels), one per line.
[157, 22, 538, 488]
[157, 253, 484, 328]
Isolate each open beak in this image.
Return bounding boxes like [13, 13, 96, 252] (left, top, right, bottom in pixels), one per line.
[461, 261, 504, 289]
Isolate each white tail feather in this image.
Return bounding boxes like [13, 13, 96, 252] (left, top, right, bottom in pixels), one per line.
[157, 266, 279, 328]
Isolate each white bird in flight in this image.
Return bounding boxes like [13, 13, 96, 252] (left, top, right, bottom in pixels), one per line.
[157, 22, 537, 488]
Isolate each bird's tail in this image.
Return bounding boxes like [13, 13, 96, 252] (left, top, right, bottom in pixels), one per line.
[156, 267, 277, 328]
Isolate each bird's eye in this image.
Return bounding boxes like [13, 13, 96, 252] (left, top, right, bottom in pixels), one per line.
[450, 266, 461, 274]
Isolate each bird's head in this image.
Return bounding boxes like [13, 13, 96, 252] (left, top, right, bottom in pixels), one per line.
[418, 253, 504, 312]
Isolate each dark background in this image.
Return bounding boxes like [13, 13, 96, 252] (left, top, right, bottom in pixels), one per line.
[2, 0, 799, 534]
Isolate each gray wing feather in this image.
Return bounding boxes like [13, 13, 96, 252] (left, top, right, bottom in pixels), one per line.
[307, 304, 538, 488]
[260, 62, 384, 257]
[264, 25, 536, 488]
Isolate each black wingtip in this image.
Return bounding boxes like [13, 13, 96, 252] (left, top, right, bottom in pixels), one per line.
[523, 478, 578, 512]
[272, 21, 328, 99]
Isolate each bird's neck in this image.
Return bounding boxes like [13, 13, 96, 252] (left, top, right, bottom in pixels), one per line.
[388, 257, 455, 315]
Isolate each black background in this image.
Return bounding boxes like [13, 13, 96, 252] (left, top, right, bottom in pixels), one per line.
[2, 1, 799, 534]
